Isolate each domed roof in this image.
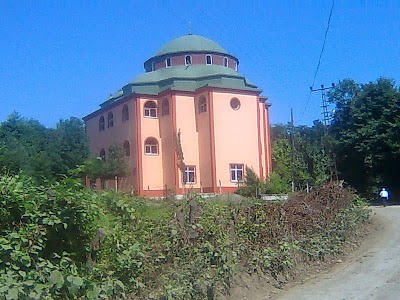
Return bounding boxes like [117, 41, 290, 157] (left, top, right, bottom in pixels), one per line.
[155, 34, 229, 56]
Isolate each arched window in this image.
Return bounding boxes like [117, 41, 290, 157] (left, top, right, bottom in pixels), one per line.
[99, 148, 106, 161]
[107, 111, 114, 128]
[123, 140, 130, 157]
[185, 55, 192, 66]
[122, 104, 129, 122]
[162, 98, 169, 116]
[144, 101, 157, 118]
[224, 57, 228, 67]
[144, 137, 159, 155]
[206, 54, 212, 65]
[151, 61, 156, 71]
[198, 96, 207, 113]
[99, 116, 105, 131]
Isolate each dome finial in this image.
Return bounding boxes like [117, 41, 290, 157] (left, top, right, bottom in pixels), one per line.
[188, 21, 192, 35]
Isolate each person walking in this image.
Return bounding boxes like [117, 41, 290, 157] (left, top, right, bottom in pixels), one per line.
[379, 188, 389, 207]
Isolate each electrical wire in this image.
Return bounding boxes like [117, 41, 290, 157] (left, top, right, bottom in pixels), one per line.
[299, 0, 335, 123]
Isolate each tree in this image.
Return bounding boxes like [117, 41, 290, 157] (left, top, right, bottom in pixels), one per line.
[81, 144, 130, 191]
[54, 117, 89, 174]
[236, 166, 265, 197]
[0, 113, 90, 182]
[266, 122, 330, 193]
[0, 112, 55, 180]
[328, 78, 400, 195]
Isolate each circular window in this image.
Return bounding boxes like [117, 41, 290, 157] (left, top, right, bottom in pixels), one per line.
[230, 98, 241, 110]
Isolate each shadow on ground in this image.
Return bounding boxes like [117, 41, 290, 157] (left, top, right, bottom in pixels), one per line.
[369, 199, 400, 207]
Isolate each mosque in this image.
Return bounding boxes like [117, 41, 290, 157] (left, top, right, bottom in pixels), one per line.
[83, 34, 272, 196]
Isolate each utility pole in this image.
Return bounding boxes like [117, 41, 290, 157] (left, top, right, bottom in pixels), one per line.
[309, 84, 335, 126]
[290, 108, 295, 192]
[310, 83, 338, 181]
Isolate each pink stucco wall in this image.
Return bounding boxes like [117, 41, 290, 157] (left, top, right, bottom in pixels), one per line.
[211, 91, 261, 187]
[85, 88, 271, 196]
[175, 94, 201, 190]
[84, 98, 138, 192]
[159, 95, 176, 193]
[138, 96, 164, 192]
[196, 93, 213, 190]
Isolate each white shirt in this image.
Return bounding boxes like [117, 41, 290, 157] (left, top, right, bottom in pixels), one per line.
[380, 190, 389, 199]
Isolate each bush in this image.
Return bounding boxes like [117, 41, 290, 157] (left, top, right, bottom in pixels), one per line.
[0, 175, 370, 299]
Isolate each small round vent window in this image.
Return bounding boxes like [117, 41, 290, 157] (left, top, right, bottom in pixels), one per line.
[230, 98, 241, 110]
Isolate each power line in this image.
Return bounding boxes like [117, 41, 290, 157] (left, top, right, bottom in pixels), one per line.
[310, 0, 335, 90]
[299, 0, 335, 123]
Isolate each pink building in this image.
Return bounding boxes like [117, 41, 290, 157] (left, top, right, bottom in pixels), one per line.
[83, 34, 272, 197]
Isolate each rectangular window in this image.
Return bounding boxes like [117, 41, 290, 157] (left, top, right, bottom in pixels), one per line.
[230, 164, 244, 182]
[185, 55, 192, 66]
[145, 144, 158, 155]
[166, 57, 172, 68]
[183, 165, 196, 184]
[144, 108, 157, 118]
[206, 54, 212, 65]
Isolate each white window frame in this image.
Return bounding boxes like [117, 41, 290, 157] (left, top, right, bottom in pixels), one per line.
[151, 61, 155, 71]
[183, 165, 196, 184]
[230, 164, 244, 182]
[206, 54, 212, 65]
[185, 55, 192, 66]
[144, 138, 159, 155]
[165, 57, 172, 68]
[144, 101, 157, 118]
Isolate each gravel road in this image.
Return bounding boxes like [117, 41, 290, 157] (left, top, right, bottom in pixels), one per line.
[277, 205, 400, 300]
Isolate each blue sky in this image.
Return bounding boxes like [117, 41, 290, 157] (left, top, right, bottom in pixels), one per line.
[1, 1, 399, 127]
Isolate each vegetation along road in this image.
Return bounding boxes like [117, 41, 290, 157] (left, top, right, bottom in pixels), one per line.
[276, 205, 400, 300]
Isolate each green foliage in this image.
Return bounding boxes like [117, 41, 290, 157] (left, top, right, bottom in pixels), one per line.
[269, 122, 331, 193]
[0, 113, 89, 183]
[80, 144, 129, 181]
[236, 167, 265, 197]
[0, 174, 370, 299]
[328, 77, 400, 195]
[0, 174, 125, 299]
[265, 172, 290, 194]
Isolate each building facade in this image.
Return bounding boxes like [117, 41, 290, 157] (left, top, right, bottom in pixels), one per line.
[83, 34, 272, 197]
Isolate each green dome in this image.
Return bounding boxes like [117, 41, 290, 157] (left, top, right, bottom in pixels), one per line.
[155, 34, 229, 56]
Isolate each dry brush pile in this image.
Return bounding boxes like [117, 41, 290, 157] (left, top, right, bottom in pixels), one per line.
[233, 182, 370, 282]
[0, 175, 370, 300]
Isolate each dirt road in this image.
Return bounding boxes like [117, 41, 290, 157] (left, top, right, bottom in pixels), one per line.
[276, 205, 400, 300]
